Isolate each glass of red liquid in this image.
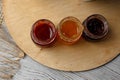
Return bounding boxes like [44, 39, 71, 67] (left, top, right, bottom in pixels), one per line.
[31, 19, 57, 47]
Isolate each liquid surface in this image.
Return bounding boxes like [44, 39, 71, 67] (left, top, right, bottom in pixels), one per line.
[34, 23, 53, 41]
[61, 20, 78, 38]
[87, 18, 104, 36]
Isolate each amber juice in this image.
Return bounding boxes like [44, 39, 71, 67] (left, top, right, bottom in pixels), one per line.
[58, 16, 84, 44]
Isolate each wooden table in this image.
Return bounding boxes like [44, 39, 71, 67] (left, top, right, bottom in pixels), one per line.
[0, 0, 120, 80]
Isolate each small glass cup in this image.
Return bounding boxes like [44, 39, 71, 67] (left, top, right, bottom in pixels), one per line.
[83, 14, 109, 40]
[31, 19, 57, 47]
[58, 16, 84, 44]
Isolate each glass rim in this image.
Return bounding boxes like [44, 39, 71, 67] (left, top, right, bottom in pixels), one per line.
[31, 19, 57, 46]
[58, 16, 84, 43]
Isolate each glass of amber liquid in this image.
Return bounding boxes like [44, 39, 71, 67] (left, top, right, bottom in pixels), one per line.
[58, 16, 84, 44]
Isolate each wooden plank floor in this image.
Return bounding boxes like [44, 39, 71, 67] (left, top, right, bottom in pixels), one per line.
[0, 1, 24, 79]
[0, 23, 24, 80]
[13, 55, 120, 80]
[0, 0, 120, 80]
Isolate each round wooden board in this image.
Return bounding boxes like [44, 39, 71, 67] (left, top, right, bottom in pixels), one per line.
[2, 0, 120, 71]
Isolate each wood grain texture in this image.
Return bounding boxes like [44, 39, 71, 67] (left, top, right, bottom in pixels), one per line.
[0, 23, 24, 80]
[2, 0, 120, 71]
[0, 1, 24, 79]
[13, 55, 120, 80]
[0, 0, 120, 80]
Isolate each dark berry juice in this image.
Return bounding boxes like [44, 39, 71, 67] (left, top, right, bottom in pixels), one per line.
[31, 19, 57, 47]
